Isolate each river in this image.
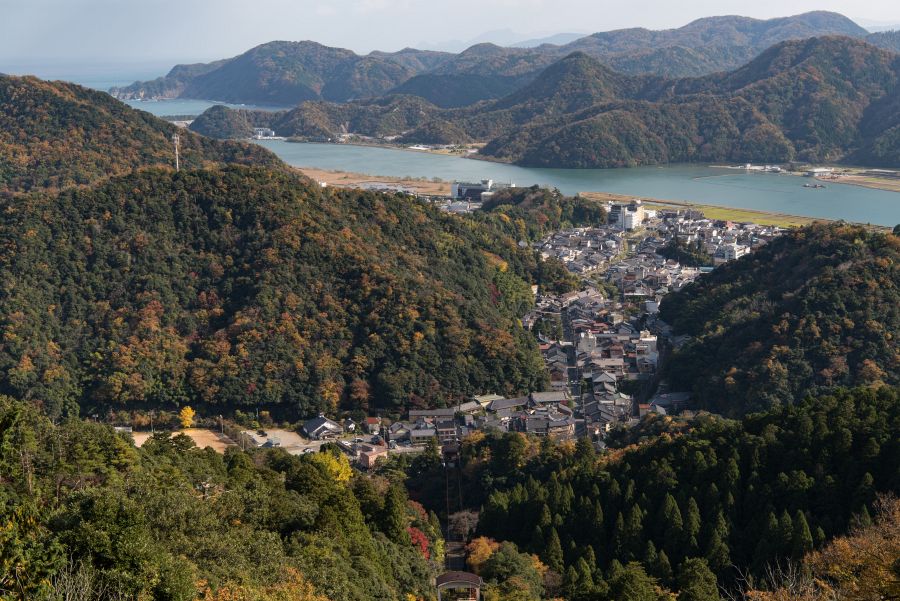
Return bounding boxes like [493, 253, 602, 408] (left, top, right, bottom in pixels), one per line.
[255, 141, 900, 226]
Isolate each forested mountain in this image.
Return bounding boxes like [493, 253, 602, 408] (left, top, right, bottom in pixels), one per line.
[0, 395, 442, 600]
[559, 11, 869, 76]
[660, 223, 900, 415]
[0, 166, 550, 419]
[406, 386, 900, 599]
[867, 29, 900, 53]
[0, 76, 278, 194]
[113, 12, 880, 108]
[481, 36, 900, 167]
[111, 41, 450, 105]
[203, 36, 900, 168]
[389, 44, 558, 108]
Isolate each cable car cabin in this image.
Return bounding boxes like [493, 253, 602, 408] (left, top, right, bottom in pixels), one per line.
[436, 571, 483, 601]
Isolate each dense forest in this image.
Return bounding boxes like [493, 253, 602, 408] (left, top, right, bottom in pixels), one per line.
[660, 223, 900, 415]
[403, 386, 900, 600]
[0, 166, 556, 419]
[0, 394, 441, 601]
[0, 76, 278, 194]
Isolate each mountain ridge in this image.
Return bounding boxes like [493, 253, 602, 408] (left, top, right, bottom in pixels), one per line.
[113, 11, 884, 108]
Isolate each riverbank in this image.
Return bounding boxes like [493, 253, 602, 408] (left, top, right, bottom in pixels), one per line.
[579, 192, 821, 228]
[299, 167, 826, 228]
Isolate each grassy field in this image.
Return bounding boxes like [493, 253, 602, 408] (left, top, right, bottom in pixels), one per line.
[579, 191, 820, 228]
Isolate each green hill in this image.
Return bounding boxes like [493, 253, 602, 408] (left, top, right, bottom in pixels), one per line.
[0, 166, 547, 419]
[660, 223, 900, 415]
[111, 41, 450, 105]
[0, 395, 441, 600]
[114, 12, 877, 109]
[0, 75, 278, 194]
[408, 385, 900, 596]
[207, 36, 900, 168]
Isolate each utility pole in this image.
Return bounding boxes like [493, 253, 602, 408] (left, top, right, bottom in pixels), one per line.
[172, 133, 180, 172]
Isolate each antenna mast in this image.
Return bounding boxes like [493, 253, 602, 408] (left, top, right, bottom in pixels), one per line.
[172, 133, 180, 172]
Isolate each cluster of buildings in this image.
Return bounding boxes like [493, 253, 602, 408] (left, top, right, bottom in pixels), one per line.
[387, 390, 578, 445]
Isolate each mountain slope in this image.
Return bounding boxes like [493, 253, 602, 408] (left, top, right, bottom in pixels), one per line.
[479, 36, 900, 167]
[0, 75, 278, 194]
[113, 12, 877, 108]
[0, 166, 547, 418]
[111, 41, 450, 105]
[660, 223, 900, 415]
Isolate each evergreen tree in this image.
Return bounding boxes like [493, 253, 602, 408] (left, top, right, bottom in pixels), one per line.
[777, 509, 794, 557]
[381, 485, 410, 544]
[676, 558, 719, 601]
[791, 511, 813, 559]
[656, 550, 674, 584]
[545, 527, 564, 573]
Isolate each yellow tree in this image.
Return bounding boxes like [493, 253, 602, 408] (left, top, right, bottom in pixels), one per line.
[179, 405, 196, 429]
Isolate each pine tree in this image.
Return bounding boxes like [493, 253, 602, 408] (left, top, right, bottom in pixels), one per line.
[545, 527, 564, 573]
[676, 558, 719, 601]
[684, 498, 701, 553]
[656, 550, 674, 584]
[791, 511, 813, 559]
[381, 485, 410, 544]
[777, 509, 794, 557]
[575, 557, 594, 590]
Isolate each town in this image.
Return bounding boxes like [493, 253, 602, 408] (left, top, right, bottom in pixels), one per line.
[173, 191, 785, 469]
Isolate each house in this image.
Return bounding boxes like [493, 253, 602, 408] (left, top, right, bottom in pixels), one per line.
[302, 415, 343, 440]
[388, 421, 410, 441]
[409, 424, 437, 445]
[364, 417, 382, 434]
[530, 391, 570, 408]
[358, 444, 389, 469]
[488, 397, 529, 413]
[436, 420, 459, 444]
[408, 408, 456, 423]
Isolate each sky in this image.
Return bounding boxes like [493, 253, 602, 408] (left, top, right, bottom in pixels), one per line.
[2, 0, 900, 72]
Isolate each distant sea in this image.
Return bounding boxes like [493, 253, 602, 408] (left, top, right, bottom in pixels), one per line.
[1, 61, 288, 116]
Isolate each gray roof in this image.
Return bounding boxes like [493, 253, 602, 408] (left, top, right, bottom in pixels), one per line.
[530, 391, 569, 404]
[303, 415, 341, 434]
[488, 396, 529, 412]
[409, 408, 456, 419]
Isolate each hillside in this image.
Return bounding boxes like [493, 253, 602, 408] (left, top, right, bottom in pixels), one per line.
[660, 223, 900, 415]
[113, 12, 877, 108]
[867, 29, 900, 53]
[0, 75, 279, 194]
[0, 166, 548, 419]
[111, 41, 450, 105]
[201, 37, 900, 168]
[561, 11, 870, 76]
[406, 386, 900, 597]
[0, 395, 441, 600]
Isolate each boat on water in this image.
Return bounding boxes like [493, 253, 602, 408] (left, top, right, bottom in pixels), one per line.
[803, 183, 827, 189]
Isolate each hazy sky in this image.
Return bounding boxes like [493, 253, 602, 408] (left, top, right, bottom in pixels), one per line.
[3, 0, 900, 68]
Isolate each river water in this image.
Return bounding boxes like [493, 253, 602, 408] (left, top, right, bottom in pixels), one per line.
[255, 141, 900, 226]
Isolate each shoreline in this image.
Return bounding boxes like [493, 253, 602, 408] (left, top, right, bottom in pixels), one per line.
[298, 167, 834, 228]
[292, 142, 900, 195]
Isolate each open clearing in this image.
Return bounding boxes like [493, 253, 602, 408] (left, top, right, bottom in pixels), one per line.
[131, 428, 236, 453]
[297, 167, 451, 195]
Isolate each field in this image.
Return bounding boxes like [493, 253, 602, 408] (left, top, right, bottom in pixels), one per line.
[298, 167, 451, 195]
[131, 428, 236, 453]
